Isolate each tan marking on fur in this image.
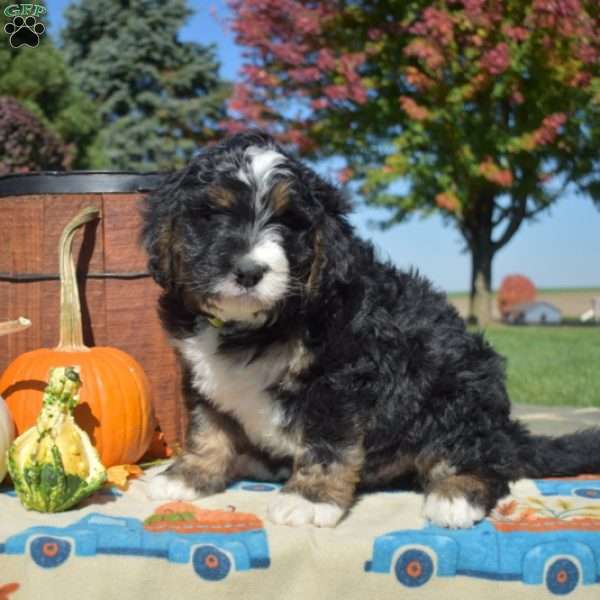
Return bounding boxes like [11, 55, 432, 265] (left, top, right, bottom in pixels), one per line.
[427, 460, 457, 483]
[362, 454, 416, 486]
[415, 452, 459, 482]
[155, 218, 183, 285]
[280, 338, 314, 391]
[168, 405, 245, 493]
[284, 446, 364, 509]
[306, 230, 323, 295]
[426, 474, 488, 502]
[269, 180, 292, 213]
[206, 184, 235, 209]
[289, 339, 313, 375]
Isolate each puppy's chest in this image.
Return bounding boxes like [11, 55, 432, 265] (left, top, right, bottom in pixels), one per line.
[175, 330, 301, 456]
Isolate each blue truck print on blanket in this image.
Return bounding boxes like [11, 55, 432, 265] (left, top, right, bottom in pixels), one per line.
[365, 488, 600, 596]
[534, 478, 600, 499]
[1, 502, 270, 582]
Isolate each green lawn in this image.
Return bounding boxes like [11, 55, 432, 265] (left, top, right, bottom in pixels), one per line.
[481, 325, 600, 408]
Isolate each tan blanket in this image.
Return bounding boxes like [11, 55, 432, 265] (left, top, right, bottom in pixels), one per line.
[2, 465, 600, 599]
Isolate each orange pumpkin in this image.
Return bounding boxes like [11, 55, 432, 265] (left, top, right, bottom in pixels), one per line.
[0, 207, 155, 467]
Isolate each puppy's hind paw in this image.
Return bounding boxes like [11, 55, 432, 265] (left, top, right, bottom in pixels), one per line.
[267, 493, 345, 528]
[146, 473, 200, 501]
[423, 493, 485, 529]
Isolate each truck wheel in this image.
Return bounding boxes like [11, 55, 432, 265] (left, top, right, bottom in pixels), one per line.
[30, 536, 71, 568]
[574, 488, 600, 499]
[394, 548, 434, 587]
[546, 557, 579, 595]
[192, 545, 231, 581]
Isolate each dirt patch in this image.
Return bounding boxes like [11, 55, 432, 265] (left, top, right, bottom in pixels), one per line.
[448, 289, 600, 320]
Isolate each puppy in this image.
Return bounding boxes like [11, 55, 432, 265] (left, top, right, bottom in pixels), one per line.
[142, 131, 600, 528]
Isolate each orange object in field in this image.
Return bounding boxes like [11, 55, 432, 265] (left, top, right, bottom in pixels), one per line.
[0, 207, 155, 467]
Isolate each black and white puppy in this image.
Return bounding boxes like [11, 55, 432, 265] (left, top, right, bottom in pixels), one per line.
[142, 131, 600, 528]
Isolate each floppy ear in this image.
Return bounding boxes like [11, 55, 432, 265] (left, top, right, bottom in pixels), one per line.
[304, 173, 356, 298]
[141, 175, 183, 290]
[300, 164, 353, 217]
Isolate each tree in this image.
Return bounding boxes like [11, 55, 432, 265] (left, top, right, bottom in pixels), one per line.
[61, 0, 230, 171]
[0, 97, 70, 174]
[226, 0, 600, 324]
[497, 274, 537, 317]
[0, 3, 101, 168]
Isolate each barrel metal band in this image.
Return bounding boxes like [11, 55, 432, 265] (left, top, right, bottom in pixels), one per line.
[0, 271, 151, 282]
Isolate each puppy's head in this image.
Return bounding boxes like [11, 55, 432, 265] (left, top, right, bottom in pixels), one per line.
[142, 131, 352, 325]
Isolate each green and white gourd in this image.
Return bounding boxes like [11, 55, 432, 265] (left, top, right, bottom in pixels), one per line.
[8, 366, 107, 512]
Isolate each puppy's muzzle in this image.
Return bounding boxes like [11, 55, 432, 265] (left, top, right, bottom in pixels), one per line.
[233, 257, 269, 288]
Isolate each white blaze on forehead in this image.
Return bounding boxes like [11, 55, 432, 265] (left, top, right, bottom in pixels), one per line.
[237, 145, 289, 201]
[248, 147, 287, 181]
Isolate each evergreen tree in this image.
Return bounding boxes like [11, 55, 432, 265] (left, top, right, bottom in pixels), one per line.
[0, 3, 101, 169]
[62, 0, 229, 171]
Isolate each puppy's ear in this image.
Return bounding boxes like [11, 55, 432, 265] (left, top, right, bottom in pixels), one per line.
[303, 167, 352, 218]
[141, 176, 183, 290]
[304, 174, 355, 297]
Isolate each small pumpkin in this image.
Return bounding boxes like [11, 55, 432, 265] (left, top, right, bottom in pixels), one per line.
[0, 207, 156, 467]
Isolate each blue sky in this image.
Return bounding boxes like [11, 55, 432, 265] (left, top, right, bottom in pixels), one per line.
[45, 0, 600, 293]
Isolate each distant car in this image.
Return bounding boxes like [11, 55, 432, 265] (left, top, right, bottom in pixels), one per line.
[534, 479, 600, 500]
[365, 518, 600, 595]
[2, 509, 270, 581]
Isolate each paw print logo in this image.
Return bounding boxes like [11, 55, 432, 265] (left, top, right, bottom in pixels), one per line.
[4, 16, 45, 48]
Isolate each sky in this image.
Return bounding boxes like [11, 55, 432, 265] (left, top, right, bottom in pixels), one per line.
[45, 0, 600, 293]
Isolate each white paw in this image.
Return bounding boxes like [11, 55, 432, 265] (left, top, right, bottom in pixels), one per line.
[267, 493, 345, 527]
[423, 494, 485, 529]
[147, 474, 200, 501]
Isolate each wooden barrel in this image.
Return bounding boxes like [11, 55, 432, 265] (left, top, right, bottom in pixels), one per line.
[0, 171, 185, 448]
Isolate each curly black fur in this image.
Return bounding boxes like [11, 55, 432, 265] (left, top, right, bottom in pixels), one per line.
[142, 131, 600, 527]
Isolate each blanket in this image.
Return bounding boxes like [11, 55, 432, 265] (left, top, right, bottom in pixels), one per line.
[1, 465, 600, 599]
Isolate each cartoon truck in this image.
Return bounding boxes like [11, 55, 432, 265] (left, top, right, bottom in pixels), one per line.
[1, 502, 270, 581]
[534, 478, 600, 500]
[365, 514, 600, 595]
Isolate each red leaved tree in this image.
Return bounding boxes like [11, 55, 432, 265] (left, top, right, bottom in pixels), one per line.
[0, 96, 72, 175]
[226, 0, 600, 324]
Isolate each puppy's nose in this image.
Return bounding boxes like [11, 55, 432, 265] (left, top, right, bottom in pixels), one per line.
[234, 258, 268, 288]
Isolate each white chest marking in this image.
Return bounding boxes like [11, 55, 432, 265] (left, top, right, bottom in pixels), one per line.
[174, 330, 300, 457]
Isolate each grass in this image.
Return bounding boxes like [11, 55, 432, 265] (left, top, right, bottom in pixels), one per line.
[481, 325, 600, 408]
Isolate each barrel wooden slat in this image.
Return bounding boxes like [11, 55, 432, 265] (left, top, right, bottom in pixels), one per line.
[101, 194, 185, 443]
[101, 194, 148, 270]
[0, 190, 185, 448]
[10, 197, 44, 356]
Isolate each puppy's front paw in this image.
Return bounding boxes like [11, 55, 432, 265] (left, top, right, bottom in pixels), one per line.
[147, 473, 200, 501]
[423, 493, 485, 529]
[267, 493, 345, 527]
